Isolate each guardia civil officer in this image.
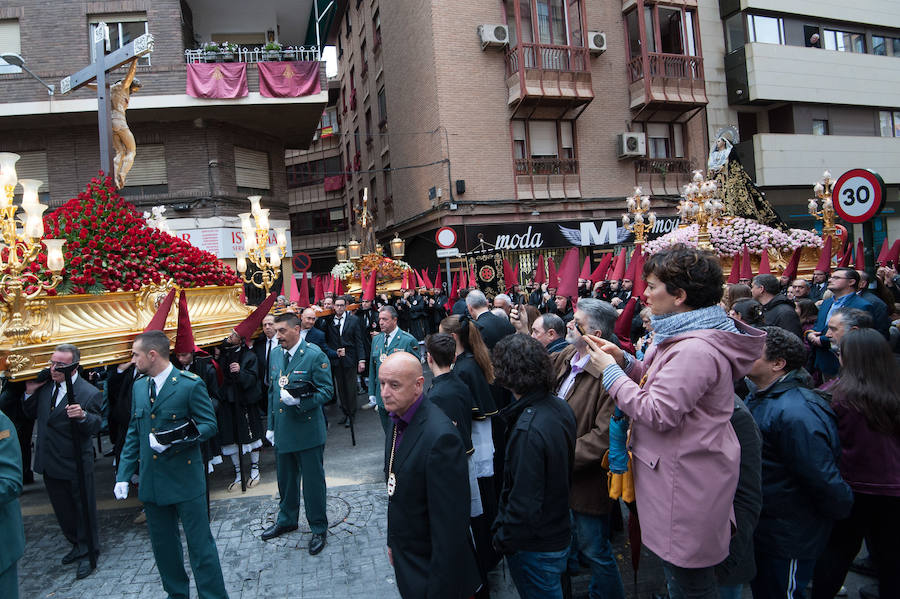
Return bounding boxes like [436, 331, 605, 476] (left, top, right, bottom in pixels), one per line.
[114, 330, 228, 599]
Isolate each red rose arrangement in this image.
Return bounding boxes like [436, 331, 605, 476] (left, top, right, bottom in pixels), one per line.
[35, 173, 240, 295]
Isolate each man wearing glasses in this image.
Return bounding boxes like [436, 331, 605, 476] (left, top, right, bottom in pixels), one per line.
[22, 343, 102, 580]
[806, 268, 875, 380]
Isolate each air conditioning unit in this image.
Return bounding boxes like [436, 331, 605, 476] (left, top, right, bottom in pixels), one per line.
[617, 132, 646, 159]
[478, 24, 509, 49]
[588, 31, 607, 55]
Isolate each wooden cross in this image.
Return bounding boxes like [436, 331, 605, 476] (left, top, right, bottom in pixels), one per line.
[58, 23, 154, 180]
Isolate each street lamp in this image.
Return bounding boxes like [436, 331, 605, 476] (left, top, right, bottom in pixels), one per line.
[808, 170, 836, 240]
[1, 53, 55, 95]
[0, 152, 66, 346]
[234, 195, 287, 295]
[680, 170, 723, 250]
[390, 232, 405, 258]
[621, 187, 657, 244]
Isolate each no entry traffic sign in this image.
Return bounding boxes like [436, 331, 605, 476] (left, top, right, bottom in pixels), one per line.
[292, 252, 312, 272]
[435, 227, 457, 249]
[832, 169, 885, 224]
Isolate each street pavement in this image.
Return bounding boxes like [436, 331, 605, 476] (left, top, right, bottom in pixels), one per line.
[16, 387, 874, 598]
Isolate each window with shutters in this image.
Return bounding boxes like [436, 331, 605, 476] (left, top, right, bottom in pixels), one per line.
[234, 147, 271, 193]
[118, 145, 168, 196]
[11, 151, 50, 202]
[511, 119, 577, 174]
[0, 19, 21, 74]
[89, 15, 150, 66]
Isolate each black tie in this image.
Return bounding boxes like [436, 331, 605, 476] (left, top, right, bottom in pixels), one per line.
[284, 351, 291, 369]
[51, 382, 61, 412]
[265, 341, 272, 385]
[149, 380, 156, 405]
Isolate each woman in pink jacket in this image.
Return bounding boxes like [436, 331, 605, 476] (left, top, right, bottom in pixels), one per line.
[586, 245, 765, 598]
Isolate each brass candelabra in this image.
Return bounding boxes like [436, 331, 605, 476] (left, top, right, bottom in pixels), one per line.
[808, 170, 836, 240]
[0, 152, 66, 347]
[621, 187, 657, 244]
[235, 195, 287, 295]
[679, 170, 723, 250]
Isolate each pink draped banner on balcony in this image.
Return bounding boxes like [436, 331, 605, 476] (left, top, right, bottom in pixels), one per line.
[186, 63, 249, 99]
[323, 175, 345, 192]
[257, 61, 321, 98]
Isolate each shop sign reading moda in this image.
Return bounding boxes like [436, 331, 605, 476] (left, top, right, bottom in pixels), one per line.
[466, 216, 680, 251]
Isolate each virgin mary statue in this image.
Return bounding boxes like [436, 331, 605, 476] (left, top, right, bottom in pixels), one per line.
[707, 127, 785, 229]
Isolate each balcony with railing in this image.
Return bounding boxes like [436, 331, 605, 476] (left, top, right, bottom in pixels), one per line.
[504, 43, 593, 119]
[627, 52, 707, 120]
[514, 158, 581, 200]
[634, 157, 694, 196]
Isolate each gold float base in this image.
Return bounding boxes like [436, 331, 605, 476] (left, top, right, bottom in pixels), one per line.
[0, 285, 251, 380]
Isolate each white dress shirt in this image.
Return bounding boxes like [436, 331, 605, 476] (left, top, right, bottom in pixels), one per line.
[150, 363, 174, 399]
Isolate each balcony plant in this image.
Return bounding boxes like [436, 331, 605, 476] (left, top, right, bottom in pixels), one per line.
[264, 41, 283, 61]
[201, 41, 220, 62]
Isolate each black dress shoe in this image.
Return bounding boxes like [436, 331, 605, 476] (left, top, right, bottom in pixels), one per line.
[76, 558, 95, 579]
[261, 523, 298, 541]
[62, 546, 86, 565]
[308, 532, 327, 555]
[344, 421, 351, 428]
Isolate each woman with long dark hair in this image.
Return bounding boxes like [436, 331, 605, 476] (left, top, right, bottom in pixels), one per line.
[584, 245, 765, 598]
[812, 329, 900, 598]
[439, 314, 499, 595]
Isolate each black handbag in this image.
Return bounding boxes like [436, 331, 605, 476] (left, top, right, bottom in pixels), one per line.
[154, 419, 201, 445]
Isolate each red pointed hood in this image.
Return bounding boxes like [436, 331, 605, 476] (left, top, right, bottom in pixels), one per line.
[740, 246, 753, 280]
[144, 288, 176, 332]
[233, 291, 278, 344]
[782, 248, 802, 280]
[758, 250, 771, 275]
[631, 246, 646, 297]
[726, 253, 741, 284]
[854, 238, 865, 271]
[534, 255, 546, 285]
[297, 273, 310, 308]
[548, 257, 559, 289]
[173, 290, 197, 354]
[433, 267, 442, 291]
[610, 251, 627, 281]
[876, 238, 890, 265]
[579, 256, 592, 281]
[614, 297, 638, 355]
[815, 236, 833, 272]
[887, 239, 900, 267]
[313, 275, 324, 304]
[590, 253, 612, 283]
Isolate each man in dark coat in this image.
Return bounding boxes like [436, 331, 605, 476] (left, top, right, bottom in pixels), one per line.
[423, 334, 473, 455]
[22, 343, 102, 580]
[381, 352, 481, 599]
[355, 298, 381, 393]
[451, 288, 469, 316]
[752, 274, 803, 338]
[252, 314, 280, 422]
[808, 269, 828, 302]
[745, 327, 852, 598]
[465, 289, 515, 350]
[218, 331, 263, 489]
[324, 296, 366, 426]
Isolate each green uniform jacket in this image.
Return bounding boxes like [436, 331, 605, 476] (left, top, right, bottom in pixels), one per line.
[116, 368, 218, 506]
[368, 328, 419, 408]
[267, 340, 333, 454]
[0, 411, 24, 573]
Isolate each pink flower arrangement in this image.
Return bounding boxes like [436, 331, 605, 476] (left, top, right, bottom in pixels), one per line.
[645, 217, 823, 258]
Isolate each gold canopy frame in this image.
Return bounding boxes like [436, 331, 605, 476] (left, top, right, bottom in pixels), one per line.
[0, 284, 251, 380]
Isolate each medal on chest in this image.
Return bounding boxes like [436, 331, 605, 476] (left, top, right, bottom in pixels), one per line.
[279, 371, 289, 388]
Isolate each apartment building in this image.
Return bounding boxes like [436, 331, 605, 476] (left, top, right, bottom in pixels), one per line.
[321, 0, 711, 275]
[701, 0, 900, 242]
[0, 0, 338, 275]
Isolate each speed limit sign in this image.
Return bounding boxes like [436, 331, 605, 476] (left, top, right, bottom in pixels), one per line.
[832, 169, 885, 224]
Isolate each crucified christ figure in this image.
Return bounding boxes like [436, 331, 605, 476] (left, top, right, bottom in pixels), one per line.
[89, 59, 142, 188]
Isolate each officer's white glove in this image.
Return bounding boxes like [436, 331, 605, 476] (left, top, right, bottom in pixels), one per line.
[368, 395, 376, 404]
[280, 388, 301, 406]
[114, 482, 129, 500]
[266, 429, 275, 445]
[148, 432, 171, 453]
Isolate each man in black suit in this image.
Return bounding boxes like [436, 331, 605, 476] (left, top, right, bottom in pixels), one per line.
[252, 314, 280, 424]
[355, 298, 380, 393]
[22, 343, 102, 580]
[325, 296, 366, 426]
[465, 290, 515, 351]
[380, 352, 482, 599]
[300, 307, 330, 353]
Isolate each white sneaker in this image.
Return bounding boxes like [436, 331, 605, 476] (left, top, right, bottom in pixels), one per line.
[361, 399, 376, 410]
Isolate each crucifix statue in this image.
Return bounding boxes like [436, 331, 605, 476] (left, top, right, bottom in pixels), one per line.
[59, 23, 154, 188]
[355, 187, 376, 252]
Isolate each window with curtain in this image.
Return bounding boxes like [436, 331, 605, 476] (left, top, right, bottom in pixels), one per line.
[658, 7, 684, 55]
[234, 147, 270, 190]
[0, 19, 21, 74]
[645, 123, 684, 159]
[512, 120, 577, 163]
[512, 121, 527, 159]
[879, 111, 900, 137]
[529, 121, 558, 157]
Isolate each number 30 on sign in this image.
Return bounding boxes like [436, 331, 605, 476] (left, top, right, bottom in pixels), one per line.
[832, 169, 886, 224]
